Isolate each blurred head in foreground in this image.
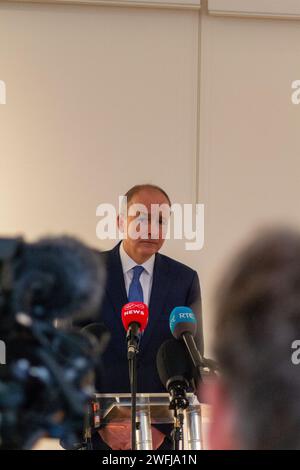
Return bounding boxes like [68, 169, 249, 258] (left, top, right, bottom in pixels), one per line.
[206, 228, 300, 450]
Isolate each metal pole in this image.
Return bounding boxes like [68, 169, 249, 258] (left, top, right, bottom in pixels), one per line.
[136, 409, 153, 450]
[184, 407, 202, 450]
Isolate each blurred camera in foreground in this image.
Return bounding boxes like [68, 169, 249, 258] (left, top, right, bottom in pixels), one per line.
[0, 236, 105, 449]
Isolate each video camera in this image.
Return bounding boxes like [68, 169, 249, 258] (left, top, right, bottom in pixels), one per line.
[0, 236, 105, 449]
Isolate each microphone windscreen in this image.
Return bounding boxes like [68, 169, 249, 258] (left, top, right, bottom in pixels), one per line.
[156, 338, 195, 391]
[169, 306, 197, 339]
[11, 236, 105, 322]
[121, 302, 149, 332]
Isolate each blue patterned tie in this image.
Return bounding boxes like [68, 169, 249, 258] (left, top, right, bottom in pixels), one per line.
[128, 265, 144, 302]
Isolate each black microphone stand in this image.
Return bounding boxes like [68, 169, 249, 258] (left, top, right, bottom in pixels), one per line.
[181, 334, 218, 382]
[182, 333, 203, 381]
[127, 323, 141, 451]
[168, 380, 189, 451]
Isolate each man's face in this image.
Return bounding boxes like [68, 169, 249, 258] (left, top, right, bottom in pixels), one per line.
[119, 189, 170, 262]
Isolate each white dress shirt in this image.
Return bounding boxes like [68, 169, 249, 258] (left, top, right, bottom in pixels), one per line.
[119, 242, 155, 306]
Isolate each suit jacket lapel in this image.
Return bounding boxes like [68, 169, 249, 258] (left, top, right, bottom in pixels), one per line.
[140, 253, 171, 352]
[104, 243, 128, 339]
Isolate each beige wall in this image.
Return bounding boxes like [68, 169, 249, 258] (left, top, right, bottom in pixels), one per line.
[1, 1, 300, 353]
[208, 0, 300, 18]
[0, 2, 199, 253]
[198, 9, 300, 353]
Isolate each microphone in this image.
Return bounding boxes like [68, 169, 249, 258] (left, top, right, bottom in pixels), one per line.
[156, 338, 195, 450]
[122, 302, 149, 450]
[121, 302, 149, 360]
[169, 307, 218, 377]
[157, 338, 195, 396]
[169, 306, 204, 379]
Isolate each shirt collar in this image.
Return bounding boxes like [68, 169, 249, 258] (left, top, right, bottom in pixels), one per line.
[119, 242, 155, 276]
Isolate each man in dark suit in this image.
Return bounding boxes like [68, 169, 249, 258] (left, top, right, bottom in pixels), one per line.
[91, 184, 203, 449]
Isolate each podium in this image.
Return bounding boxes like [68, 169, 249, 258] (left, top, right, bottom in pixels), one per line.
[94, 393, 210, 450]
